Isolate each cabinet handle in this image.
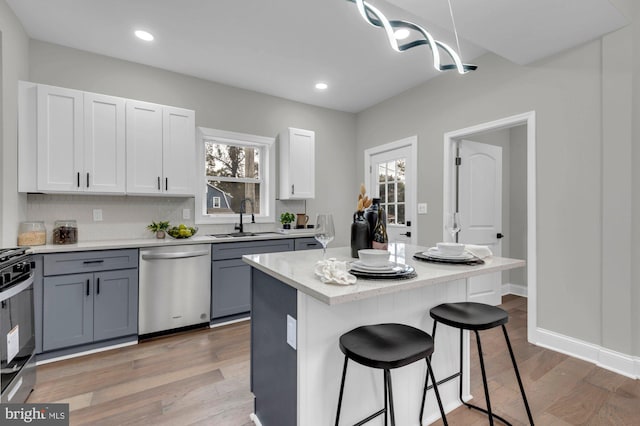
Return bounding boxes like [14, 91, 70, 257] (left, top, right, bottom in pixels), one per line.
[165, 177, 168, 191]
[96, 277, 100, 295]
[157, 176, 161, 190]
[86, 172, 90, 188]
[86, 279, 90, 296]
[77, 172, 80, 188]
[291, 184, 294, 195]
[82, 260, 104, 264]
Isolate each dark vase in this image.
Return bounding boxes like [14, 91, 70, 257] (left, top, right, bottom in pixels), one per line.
[351, 211, 371, 258]
[364, 198, 386, 242]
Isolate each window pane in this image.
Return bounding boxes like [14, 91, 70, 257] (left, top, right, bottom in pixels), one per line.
[387, 204, 396, 225]
[397, 204, 405, 225]
[205, 142, 260, 178]
[397, 180, 405, 202]
[379, 183, 386, 202]
[207, 181, 261, 214]
[378, 164, 386, 183]
[388, 182, 395, 203]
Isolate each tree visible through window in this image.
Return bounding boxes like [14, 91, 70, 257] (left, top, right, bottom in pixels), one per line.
[205, 141, 262, 215]
[378, 159, 406, 225]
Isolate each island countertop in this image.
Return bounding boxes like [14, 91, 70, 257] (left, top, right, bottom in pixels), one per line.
[243, 243, 525, 305]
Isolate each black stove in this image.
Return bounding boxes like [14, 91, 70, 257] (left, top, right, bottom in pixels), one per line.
[0, 247, 34, 291]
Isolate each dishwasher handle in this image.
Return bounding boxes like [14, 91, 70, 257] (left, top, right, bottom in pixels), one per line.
[141, 250, 210, 260]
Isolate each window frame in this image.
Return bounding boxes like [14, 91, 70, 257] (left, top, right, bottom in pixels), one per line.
[195, 127, 275, 225]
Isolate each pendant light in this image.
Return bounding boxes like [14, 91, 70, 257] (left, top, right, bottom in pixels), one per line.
[348, 0, 477, 74]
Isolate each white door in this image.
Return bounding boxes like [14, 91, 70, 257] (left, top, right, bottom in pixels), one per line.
[366, 137, 417, 245]
[126, 100, 163, 194]
[36, 85, 83, 192]
[458, 139, 503, 305]
[163, 107, 196, 196]
[84, 93, 126, 194]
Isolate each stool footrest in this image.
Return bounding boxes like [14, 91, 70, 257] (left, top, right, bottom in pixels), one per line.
[425, 372, 461, 391]
[462, 400, 513, 426]
[353, 408, 386, 426]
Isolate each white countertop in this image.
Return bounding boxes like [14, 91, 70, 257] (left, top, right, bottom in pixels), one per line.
[243, 244, 526, 305]
[27, 231, 316, 254]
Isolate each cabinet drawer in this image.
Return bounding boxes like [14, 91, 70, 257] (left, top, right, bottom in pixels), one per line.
[294, 237, 321, 251]
[44, 249, 138, 276]
[212, 239, 294, 260]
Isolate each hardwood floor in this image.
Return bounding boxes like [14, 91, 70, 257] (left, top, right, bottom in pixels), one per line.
[28, 296, 640, 425]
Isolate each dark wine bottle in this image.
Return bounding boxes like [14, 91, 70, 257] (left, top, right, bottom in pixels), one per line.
[371, 205, 388, 250]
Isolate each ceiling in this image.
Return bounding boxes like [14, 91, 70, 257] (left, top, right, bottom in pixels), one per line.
[7, 0, 628, 113]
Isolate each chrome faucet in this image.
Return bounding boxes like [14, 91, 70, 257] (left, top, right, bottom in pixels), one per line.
[235, 198, 255, 234]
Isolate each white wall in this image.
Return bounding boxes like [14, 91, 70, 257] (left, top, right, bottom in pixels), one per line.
[356, 32, 636, 358]
[0, 1, 29, 247]
[26, 41, 357, 245]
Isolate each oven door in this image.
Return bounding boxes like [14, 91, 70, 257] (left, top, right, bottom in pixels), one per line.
[0, 274, 36, 400]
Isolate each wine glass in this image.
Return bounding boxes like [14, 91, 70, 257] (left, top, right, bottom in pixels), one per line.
[445, 212, 461, 242]
[314, 214, 335, 258]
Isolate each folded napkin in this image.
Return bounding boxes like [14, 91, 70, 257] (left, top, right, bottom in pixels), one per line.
[465, 244, 493, 259]
[314, 258, 357, 285]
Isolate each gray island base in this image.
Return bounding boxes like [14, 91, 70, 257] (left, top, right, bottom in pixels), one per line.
[244, 244, 525, 426]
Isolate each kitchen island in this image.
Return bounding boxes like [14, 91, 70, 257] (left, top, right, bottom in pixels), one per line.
[243, 244, 525, 426]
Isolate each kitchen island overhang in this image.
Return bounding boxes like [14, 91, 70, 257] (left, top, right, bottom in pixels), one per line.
[244, 244, 526, 426]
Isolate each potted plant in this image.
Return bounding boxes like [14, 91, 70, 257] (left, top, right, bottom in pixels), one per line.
[147, 221, 170, 239]
[280, 212, 295, 229]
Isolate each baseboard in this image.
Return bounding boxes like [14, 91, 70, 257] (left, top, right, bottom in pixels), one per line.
[501, 283, 528, 297]
[536, 327, 638, 379]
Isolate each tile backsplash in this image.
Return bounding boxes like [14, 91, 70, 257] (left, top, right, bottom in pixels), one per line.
[26, 194, 311, 243]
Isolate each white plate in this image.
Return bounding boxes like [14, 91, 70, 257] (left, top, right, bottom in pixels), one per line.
[425, 248, 475, 260]
[350, 261, 399, 273]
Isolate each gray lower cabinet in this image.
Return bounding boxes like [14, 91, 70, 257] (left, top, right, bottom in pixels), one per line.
[294, 237, 322, 251]
[211, 239, 294, 321]
[41, 249, 138, 352]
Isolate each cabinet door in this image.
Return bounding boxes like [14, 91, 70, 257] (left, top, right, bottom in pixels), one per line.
[211, 259, 251, 319]
[162, 107, 195, 195]
[93, 269, 138, 341]
[289, 128, 315, 198]
[126, 100, 163, 194]
[42, 273, 93, 351]
[294, 237, 322, 251]
[36, 85, 84, 192]
[84, 93, 126, 194]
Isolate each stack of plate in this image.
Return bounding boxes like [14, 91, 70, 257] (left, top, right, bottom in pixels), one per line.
[414, 247, 484, 265]
[348, 261, 417, 279]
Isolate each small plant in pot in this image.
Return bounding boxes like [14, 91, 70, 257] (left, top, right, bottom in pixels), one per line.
[280, 212, 295, 230]
[147, 221, 170, 239]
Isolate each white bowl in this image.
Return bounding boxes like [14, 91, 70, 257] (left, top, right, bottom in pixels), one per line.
[436, 242, 465, 256]
[358, 249, 390, 266]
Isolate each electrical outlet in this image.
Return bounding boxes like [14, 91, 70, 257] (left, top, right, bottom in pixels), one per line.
[182, 209, 190, 220]
[286, 315, 297, 350]
[93, 209, 103, 221]
[418, 203, 428, 214]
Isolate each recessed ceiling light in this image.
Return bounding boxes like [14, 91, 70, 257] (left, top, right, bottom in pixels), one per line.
[135, 30, 154, 41]
[315, 82, 328, 90]
[394, 29, 410, 40]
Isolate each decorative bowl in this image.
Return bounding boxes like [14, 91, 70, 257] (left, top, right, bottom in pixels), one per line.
[357, 249, 390, 266]
[166, 225, 198, 239]
[436, 242, 465, 255]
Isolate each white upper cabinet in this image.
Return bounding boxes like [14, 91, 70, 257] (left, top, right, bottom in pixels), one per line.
[84, 93, 126, 193]
[19, 81, 195, 197]
[279, 127, 315, 199]
[126, 101, 195, 196]
[19, 83, 126, 194]
[36, 84, 84, 192]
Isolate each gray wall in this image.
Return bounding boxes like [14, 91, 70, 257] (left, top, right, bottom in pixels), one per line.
[26, 40, 357, 245]
[356, 30, 636, 356]
[0, 1, 29, 247]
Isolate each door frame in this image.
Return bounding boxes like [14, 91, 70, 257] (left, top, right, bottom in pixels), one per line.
[364, 136, 418, 245]
[443, 111, 538, 344]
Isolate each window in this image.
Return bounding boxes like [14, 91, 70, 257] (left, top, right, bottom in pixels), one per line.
[378, 159, 406, 225]
[196, 128, 275, 224]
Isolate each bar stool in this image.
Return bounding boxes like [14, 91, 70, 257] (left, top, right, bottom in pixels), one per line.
[429, 302, 534, 425]
[335, 323, 448, 426]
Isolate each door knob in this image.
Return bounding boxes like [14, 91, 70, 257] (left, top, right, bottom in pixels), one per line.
[497, 233, 504, 239]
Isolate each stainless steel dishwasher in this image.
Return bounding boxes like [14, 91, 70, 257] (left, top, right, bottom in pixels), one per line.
[139, 244, 211, 337]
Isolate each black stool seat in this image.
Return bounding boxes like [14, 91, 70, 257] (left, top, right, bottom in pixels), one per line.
[430, 302, 508, 330]
[339, 323, 434, 370]
[335, 323, 447, 426]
